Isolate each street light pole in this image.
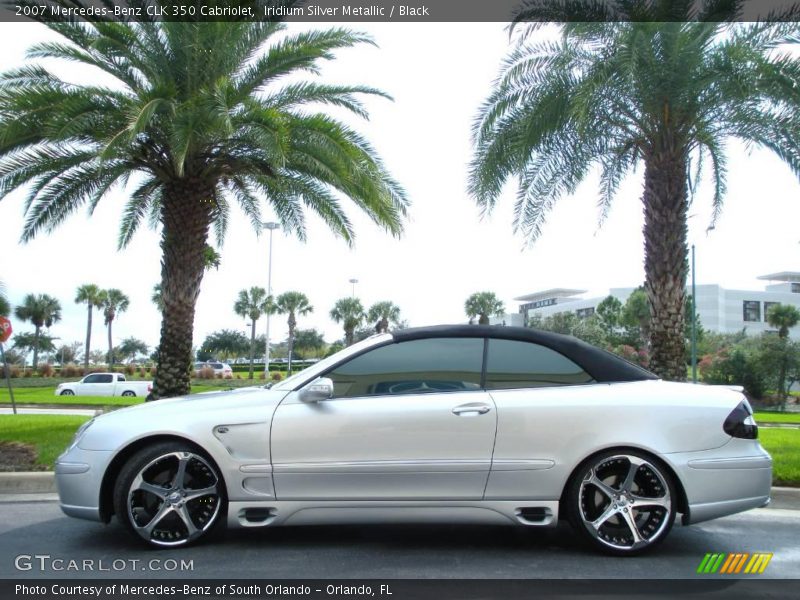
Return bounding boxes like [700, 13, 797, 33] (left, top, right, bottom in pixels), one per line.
[349, 278, 358, 298]
[691, 244, 697, 383]
[263, 222, 279, 380]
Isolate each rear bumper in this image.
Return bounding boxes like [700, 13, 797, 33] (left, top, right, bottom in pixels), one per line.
[667, 439, 772, 525]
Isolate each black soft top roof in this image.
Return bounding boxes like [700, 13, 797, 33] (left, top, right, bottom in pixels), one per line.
[391, 324, 657, 383]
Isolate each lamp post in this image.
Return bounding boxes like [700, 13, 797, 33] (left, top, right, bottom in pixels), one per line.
[262, 222, 279, 379]
[349, 278, 358, 298]
[691, 244, 697, 383]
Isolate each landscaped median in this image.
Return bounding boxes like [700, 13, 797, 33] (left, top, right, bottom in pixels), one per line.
[0, 413, 798, 488]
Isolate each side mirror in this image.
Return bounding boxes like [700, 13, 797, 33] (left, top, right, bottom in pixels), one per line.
[298, 377, 334, 403]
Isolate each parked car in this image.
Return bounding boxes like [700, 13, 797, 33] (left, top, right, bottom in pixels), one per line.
[55, 325, 771, 554]
[55, 373, 152, 398]
[193, 361, 233, 377]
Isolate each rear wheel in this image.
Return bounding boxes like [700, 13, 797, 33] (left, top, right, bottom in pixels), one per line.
[113, 442, 225, 548]
[60, 390, 74, 396]
[121, 391, 136, 397]
[565, 450, 676, 555]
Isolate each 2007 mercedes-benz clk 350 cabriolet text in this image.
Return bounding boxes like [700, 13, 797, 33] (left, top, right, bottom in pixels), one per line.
[55, 325, 772, 555]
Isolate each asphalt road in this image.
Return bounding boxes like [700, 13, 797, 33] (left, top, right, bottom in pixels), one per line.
[0, 498, 798, 580]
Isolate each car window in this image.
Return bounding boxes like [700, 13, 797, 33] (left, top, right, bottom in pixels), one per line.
[85, 374, 113, 384]
[325, 338, 484, 399]
[485, 339, 594, 389]
[211, 363, 222, 369]
[83, 374, 100, 384]
[117, 375, 126, 382]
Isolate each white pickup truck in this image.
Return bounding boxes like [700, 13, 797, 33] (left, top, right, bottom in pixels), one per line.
[55, 373, 152, 398]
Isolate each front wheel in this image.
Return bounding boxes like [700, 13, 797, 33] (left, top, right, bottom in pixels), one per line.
[60, 390, 75, 396]
[121, 391, 136, 397]
[113, 442, 225, 548]
[564, 450, 676, 556]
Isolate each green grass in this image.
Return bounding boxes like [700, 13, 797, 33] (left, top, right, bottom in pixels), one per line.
[0, 415, 90, 469]
[754, 411, 800, 424]
[759, 428, 800, 486]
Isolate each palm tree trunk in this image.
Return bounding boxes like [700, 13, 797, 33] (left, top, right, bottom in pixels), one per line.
[84, 304, 92, 369]
[287, 314, 296, 376]
[107, 320, 113, 366]
[248, 320, 256, 380]
[345, 328, 354, 346]
[478, 314, 489, 325]
[152, 182, 214, 399]
[642, 141, 689, 381]
[32, 325, 40, 369]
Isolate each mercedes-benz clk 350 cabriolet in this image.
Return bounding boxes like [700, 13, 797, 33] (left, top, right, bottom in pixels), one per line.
[55, 325, 771, 555]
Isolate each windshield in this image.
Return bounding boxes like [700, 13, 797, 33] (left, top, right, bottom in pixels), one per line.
[271, 333, 392, 391]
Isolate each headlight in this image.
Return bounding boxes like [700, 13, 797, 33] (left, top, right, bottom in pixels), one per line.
[67, 418, 95, 452]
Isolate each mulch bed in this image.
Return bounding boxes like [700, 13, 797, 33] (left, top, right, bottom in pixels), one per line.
[0, 441, 45, 472]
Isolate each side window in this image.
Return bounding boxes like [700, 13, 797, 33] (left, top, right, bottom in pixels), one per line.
[326, 338, 484, 399]
[485, 339, 594, 390]
[95, 374, 114, 384]
[117, 375, 126, 382]
[83, 374, 100, 384]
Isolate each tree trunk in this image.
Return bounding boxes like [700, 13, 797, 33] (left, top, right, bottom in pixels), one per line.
[84, 305, 92, 369]
[248, 320, 256, 380]
[152, 180, 214, 399]
[287, 314, 296, 375]
[345, 328, 354, 346]
[378, 317, 388, 333]
[478, 314, 489, 325]
[107, 320, 113, 366]
[642, 139, 689, 381]
[32, 325, 40, 369]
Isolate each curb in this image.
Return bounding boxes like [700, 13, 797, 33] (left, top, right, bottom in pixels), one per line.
[1, 472, 798, 508]
[0, 472, 55, 493]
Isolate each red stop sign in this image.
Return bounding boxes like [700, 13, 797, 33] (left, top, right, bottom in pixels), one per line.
[0, 316, 11, 343]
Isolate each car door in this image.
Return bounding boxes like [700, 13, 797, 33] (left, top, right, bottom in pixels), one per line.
[270, 337, 496, 500]
[76, 373, 114, 396]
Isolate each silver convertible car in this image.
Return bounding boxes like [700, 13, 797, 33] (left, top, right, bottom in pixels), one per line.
[55, 325, 772, 555]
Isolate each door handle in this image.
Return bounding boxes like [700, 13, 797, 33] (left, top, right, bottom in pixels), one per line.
[452, 403, 491, 416]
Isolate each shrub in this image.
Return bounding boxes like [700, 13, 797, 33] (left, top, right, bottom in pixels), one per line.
[39, 364, 54, 377]
[148, 366, 157, 377]
[62, 364, 78, 378]
[271, 371, 283, 382]
[124, 363, 136, 376]
[197, 366, 215, 380]
[23, 369, 34, 378]
[9, 366, 21, 378]
[258, 371, 266, 380]
[699, 348, 766, 399]
[139, 367, 148, 378]
[235, 374, 241, 379]
[215, 372, 223, 379]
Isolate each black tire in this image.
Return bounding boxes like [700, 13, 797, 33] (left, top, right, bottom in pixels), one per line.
[564, 449, 677, 556]
[113, 441, 226, 548]
[60, 390, 75, 396]
[121, 391, 136, 397]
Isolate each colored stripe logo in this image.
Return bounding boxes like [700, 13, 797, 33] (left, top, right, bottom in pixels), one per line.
[697, 553, 773, 574]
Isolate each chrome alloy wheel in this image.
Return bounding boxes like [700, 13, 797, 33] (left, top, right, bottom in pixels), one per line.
[127, 451, 221, 547]
[578, 454, 672, 552]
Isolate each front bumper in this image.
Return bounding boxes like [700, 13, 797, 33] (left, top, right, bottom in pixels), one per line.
[55, 446, 114, 522]
[667, 438, 772, 525]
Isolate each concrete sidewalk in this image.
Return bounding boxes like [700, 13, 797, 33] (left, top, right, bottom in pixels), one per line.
[0, 471, 798, 509]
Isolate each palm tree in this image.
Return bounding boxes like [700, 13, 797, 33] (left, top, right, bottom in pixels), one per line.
[13, 293, 61, 368]
[100, 289, 130, 366]
[0, 280, 9, 317]
[74, 284, 104, 369]
[367, 301, 402, 333]
[470, 1, 800, 380]
[767, 304, 800, 340]
[233, 286, 272, 379]
[767, 303, 800, 401]
[275, 292, 313, 375]
[330, 298, 365, 346]
[465, 292, 504, 325]
[0, 7, 408, 398]
[151, 284, 164, 312]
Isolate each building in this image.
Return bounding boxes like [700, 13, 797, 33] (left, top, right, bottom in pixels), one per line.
[498, 272, 800, 340]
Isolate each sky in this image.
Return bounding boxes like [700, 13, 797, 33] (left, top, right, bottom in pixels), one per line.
[1, 20, 800, 359]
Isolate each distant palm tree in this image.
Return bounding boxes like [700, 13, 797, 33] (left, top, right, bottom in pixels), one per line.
[470, 1, 800, 380]
[464, 292, 504, 325]
[74, 284, 104, 369]
[233, 286, 272, 379]
[330, 298, 365, 346]
[767, 304, 800, 340]
[13, 293, 61, 368]
[0, 12, 408, 398]
[151, 284, 164, 312]
[100, 289, 130, 365]
[276, 292, 313, 375]
[367, 301, 402, 333]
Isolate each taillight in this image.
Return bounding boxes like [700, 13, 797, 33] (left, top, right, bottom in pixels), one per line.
[147, 384, 152, 392]
[723, 401, 758, 439]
